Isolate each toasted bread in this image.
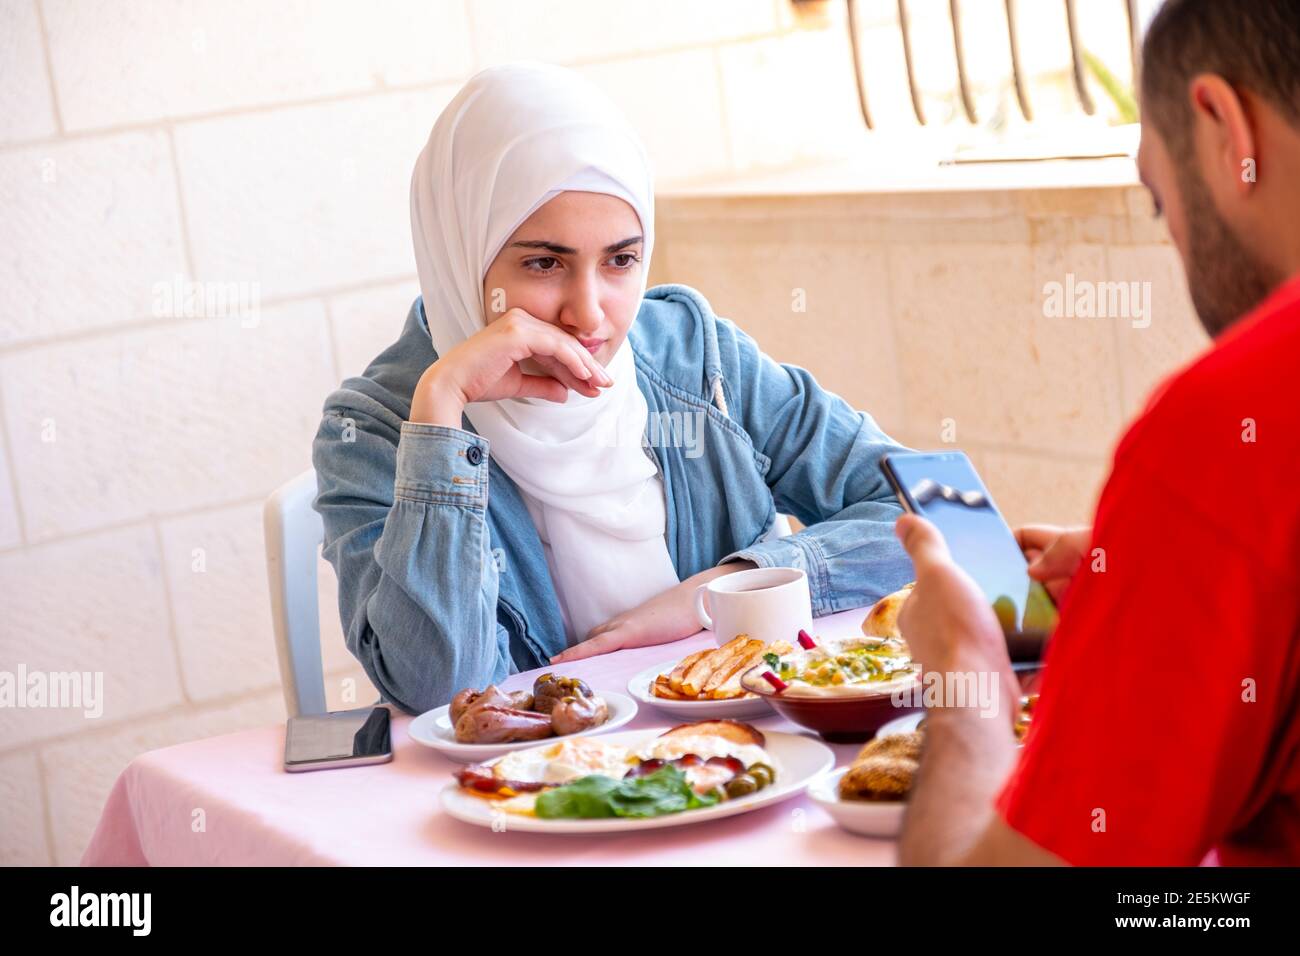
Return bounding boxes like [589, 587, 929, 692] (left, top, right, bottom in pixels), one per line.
[680, 636, 749, 697]
[839, 755, 917, 800]
[658, 719, 766, 747]
[853, 730, 924, 763]
[702, 639, 765, 697]
[651, 675, 691, 700]
[862, 583, 915, 639]
[839, 731, 924, 800]
[668, 649, 709, 694]
[710, 687, 751, 700]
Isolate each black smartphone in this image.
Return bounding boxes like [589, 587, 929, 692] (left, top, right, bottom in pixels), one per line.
[881, 451, 1058, 662]
[284, 705, 393, 773]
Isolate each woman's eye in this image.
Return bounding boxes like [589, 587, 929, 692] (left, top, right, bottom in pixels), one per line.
[608, 253, 640, 269]
[524, 257, 560, 273]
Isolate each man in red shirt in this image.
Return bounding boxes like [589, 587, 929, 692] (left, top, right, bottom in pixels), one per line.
[896, 0, 1300, 865]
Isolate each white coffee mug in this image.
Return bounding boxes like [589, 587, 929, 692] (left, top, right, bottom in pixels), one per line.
[694, 567, 813, 648]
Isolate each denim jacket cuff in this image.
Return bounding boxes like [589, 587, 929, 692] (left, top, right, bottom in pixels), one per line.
[717, 534, 831, 616]
[394, 422, 490, 508]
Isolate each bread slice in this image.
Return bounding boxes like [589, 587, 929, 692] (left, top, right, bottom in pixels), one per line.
[701, 639, 764, 697]
[658, 719, 766, 747]
[711, 687, 753, 700]
[651, 674, 690, 700]
[862, 583, 915, 639]
[680, 636, 750, 697]
[853, 730, 924, 763]
[839, 755, 917, 800]
[667, 649, 709, 694]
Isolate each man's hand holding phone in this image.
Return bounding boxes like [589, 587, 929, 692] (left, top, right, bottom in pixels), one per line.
[895, 514, 1014, 683]
[880, 451, 1060, 645]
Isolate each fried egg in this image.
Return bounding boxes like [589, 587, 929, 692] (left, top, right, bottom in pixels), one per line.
[493, 736, 631, 787]
[497, 791, 541, 816]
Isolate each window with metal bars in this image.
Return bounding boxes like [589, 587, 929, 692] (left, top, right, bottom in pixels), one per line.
[808, 0, 1160, 158]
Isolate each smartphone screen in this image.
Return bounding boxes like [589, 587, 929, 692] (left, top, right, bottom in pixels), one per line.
[882, 451, 1058, 640]
[284, 706, 392, 772]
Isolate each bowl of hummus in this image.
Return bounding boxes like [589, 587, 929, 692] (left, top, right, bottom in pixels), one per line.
[740, 635, 921, 742]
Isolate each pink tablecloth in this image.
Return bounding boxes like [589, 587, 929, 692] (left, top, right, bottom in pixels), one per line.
[81, 608, 897, 866]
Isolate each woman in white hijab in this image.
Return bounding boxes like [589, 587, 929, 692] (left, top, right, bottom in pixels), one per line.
[314, 62, 912, 712]
[409, 60, 743, 652]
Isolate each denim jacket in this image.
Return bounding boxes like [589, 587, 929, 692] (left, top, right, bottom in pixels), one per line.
[312, 284, 914, 714]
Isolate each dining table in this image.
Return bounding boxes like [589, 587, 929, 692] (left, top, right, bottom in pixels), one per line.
[80, 607, 903, 866]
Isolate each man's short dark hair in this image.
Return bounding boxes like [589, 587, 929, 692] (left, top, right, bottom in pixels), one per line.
[1141, 0, 1300, 154]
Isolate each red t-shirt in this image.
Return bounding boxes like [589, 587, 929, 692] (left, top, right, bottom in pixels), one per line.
[996, 274, 1300, 866]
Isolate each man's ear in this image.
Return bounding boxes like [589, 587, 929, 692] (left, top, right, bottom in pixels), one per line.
[1188, 73, 1257, 196]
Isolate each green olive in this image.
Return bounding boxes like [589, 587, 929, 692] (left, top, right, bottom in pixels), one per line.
[747, 763, 775, 788]
[725, 773, 759, 798]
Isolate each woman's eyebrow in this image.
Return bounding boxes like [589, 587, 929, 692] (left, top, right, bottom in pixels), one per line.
[509, 239, 578, 254]
[507, 236, 642, 255]
[603, 236, 643, 253]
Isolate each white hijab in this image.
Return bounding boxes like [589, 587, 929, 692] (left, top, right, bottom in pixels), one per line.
[409, 62, 680, 644]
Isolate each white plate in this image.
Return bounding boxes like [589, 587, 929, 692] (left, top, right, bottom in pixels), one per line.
[875, 711, 924, 739]
[626, 660, 774, 720]
[409, 691, 637, 764]
[439, 727, 834, 833]
[807, 767, 906, 838]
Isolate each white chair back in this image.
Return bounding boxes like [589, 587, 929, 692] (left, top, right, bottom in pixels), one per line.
[263, 469, 327, 717]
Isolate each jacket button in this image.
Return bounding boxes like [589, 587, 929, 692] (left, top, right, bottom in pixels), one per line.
[466, 445, 483, 466]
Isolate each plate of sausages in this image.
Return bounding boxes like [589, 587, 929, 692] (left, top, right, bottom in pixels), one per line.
[408, 672, 638, 763]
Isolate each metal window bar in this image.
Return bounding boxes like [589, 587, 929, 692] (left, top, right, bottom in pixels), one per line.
[846, 0, 875, 128]
[1123, 0, 1140, 81]
[1006, 0, 1033, 121]
[1065, 0, 1097, 115]
[897, 0, 927, 125]
[838, 0, 1141, 129]
[950, 0, 978, 123]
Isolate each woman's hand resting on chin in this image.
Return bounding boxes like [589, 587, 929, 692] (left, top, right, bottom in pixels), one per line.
[410, 307, 613, 427]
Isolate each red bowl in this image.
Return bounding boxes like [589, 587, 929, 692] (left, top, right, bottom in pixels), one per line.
[740, 665, 921, 743]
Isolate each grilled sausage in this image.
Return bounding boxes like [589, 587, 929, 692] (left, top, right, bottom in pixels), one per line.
[549, 691, 609, 736]
[454, 704, 553, 744]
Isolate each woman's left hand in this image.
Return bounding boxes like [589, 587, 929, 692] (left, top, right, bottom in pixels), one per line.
[549, 560, 759, 664]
